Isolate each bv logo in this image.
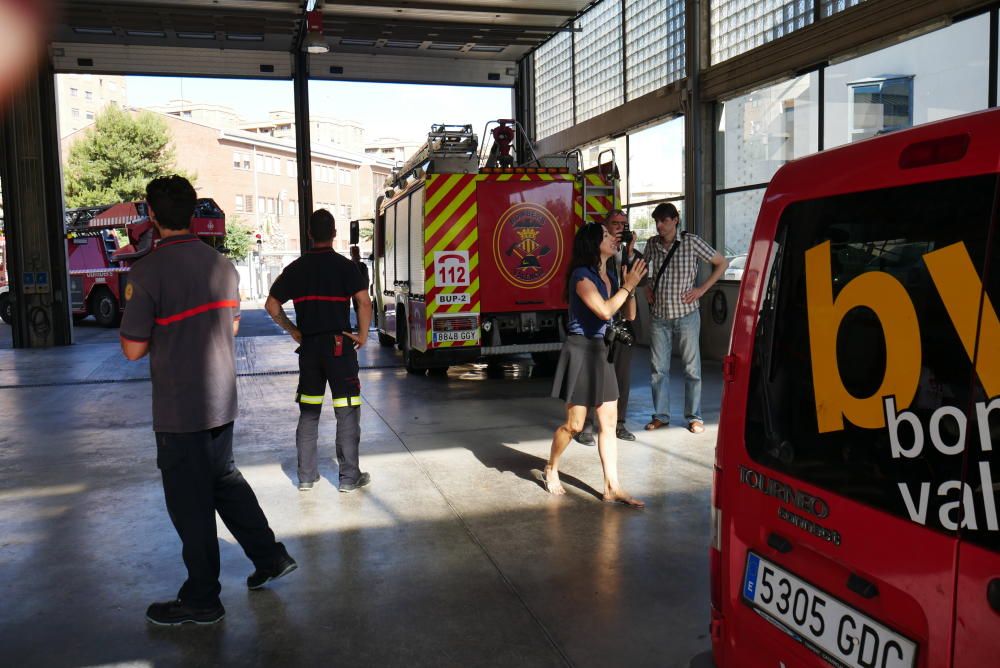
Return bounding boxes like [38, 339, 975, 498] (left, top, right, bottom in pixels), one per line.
[492, 203, 563, 289]
[806, 240, 999, 433]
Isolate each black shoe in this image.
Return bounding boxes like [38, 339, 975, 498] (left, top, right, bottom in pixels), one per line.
[574, 431, 596, 446]
[146, 599, 225, 626]
[298, 479, 316, 491]
[616, 426, 636, 441]
[339, 471, 371, 493]
[247, 553, 298, 590]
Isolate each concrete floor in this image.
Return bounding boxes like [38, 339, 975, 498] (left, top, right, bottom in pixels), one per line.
[0, 315, 718, 668]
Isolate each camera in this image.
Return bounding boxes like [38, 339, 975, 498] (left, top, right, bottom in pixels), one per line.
[620, 228, 634, 244]
[604, 319, 635, 363]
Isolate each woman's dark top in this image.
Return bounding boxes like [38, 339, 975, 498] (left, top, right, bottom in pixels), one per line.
[566, 265, 618, 339]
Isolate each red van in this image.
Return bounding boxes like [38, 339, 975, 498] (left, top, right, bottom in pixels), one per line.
[712, 108, 999, 668]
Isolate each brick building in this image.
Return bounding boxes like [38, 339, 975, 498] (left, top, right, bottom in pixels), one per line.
[61, 109, 394, 254]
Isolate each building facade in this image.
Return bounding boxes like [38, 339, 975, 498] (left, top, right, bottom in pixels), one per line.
[56, 73, 127, 137]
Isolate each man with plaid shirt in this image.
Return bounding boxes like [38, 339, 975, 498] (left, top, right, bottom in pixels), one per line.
[642, 203, 727, 434]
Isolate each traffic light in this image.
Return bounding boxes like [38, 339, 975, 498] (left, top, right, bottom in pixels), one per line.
[255, 233, 262, 246]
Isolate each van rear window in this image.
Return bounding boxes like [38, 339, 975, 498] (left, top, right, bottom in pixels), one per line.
[745, 174, 997, 540]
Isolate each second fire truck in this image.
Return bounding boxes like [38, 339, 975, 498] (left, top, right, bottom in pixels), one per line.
[65, 198, 225, 326]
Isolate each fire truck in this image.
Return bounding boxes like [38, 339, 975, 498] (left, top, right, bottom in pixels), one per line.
[373, 120, 618, 373]
[65, 198, 225, 326]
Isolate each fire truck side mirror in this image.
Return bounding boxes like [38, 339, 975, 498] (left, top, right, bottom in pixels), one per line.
[349, 220, 360, 246]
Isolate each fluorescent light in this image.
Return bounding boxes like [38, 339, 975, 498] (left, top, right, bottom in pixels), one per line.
[227, 33, 264, 41]
[73, 27, 114, 35]
[126, 30, 166, 38]
[177, 31, 215, 40]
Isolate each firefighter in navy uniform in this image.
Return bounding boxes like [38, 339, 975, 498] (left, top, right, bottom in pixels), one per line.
[265, 209, 373, 492]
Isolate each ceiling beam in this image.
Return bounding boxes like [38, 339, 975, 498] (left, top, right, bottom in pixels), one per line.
[322, 1, 577, 19]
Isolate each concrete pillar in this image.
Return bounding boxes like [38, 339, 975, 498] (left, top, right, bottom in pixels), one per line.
[0, 65, 72, 347]
[684, 0, 715, 243]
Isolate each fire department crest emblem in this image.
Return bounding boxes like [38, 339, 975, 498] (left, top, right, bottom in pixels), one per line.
[492, 203, 563, 289]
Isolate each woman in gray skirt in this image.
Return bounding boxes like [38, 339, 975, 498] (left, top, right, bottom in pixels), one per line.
[545, 223, 648, 507]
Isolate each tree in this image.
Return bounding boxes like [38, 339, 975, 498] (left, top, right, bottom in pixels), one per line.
[223, 215, 255, 262]
[63, 106, 192, 208]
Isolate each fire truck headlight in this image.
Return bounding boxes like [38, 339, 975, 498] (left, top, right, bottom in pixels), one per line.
[482, 320, 492, 332]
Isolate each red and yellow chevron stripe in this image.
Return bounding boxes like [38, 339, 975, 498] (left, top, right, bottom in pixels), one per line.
[425, 173, 479, 348]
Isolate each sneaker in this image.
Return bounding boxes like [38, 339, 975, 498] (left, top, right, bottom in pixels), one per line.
[298, 480, 316, 491]
[247, 552, 298, 590]
[146, 599, 225, 626]
[616, 426, 636, 441]
[574, 431, 596, 446]
[339, 471, 371, 493]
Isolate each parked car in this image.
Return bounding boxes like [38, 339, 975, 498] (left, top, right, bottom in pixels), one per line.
[723, 254, 746, 280]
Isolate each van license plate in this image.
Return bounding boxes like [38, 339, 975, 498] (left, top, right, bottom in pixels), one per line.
[434, 330, 476, 343]
[742, 552, 916, 668]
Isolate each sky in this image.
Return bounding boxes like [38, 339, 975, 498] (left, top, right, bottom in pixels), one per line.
[126, 76, 513, 145]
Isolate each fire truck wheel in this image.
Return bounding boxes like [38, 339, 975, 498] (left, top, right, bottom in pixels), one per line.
[90, 289, 120, 328]
[0, 294, 12, 324]
[400, 324, 425, 375]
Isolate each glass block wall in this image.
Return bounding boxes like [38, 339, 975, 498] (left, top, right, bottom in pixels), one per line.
[821, 0, 864, 18]
[625, 0, 686, 99]
[534, 31, 575, 138]
[574, 0, 624, 123]
[710, 0, 815, 65]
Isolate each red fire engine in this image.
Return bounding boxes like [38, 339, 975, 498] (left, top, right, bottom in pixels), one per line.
[65, 198, 225, 326]
[373, 120, 617, 373]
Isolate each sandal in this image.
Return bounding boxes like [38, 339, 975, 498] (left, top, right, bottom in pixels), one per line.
[602, 493, 646, 509]
[542, 466, 566, 495]
[645, 418, 668, 431]
[687, 421, 705, 434]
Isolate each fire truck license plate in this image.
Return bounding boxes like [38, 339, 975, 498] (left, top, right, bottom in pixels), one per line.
[742, 553, 916, 668]
[434, 330, 476, 343]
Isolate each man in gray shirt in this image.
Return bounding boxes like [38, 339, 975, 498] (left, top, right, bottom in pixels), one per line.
[120, 175, 295, 626]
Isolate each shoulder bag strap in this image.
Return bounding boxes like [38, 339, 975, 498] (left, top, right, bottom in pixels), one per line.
[651, 236, 682, 299]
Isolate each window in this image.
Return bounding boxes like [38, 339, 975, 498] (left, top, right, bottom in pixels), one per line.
[824, 15, 989, 149]
[233, 152, 241, 169]
[534, 31, 574, 138]
[628, 117, 684, 206]
[745, 175, 996, 536]
[70, 87, 78, 97]
[848, 76, 913, 142]
[821, 0, 864, 18]
[72, 108, 80, 118]
[242, 154, 251, 170]
[287, 160, 296, 178]
[339, 169, 352, 185]
[85, 90, 93, 100]
[710, 0, 815, 65]
[625, 0, 685, 99]
[85, 111, 94, 120]
[244, 195, 254, 213]
[574, 0, 624, 122]
[257, 196, 265, 213]
[267, 198, 276, 214]
[716, 73, 819, 190]
[234, 195, 244, 212]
